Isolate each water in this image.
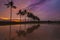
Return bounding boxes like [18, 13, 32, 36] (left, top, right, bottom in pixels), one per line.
[0, 23, 60, 40]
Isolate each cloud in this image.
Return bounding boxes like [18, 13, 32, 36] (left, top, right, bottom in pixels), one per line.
[26, 0, 46, 10]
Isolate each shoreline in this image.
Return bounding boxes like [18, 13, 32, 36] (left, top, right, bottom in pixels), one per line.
[0, 21, 60, 25]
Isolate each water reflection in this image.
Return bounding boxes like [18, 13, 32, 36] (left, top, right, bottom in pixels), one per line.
[16, 30, 26, 37]
[26, 24, 40, 34]
[1, 24, 60, 40]
[16, 24, 40, 37]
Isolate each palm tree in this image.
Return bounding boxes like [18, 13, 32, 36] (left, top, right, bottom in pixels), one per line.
[17, 10, 23, 33]
[17, 9, 27, 23]
[27, 12, 34, 18]
[17, 9, 27, 15]
[4, 0, 16, 40]
[27, 12, 40, 21]
[17, 9, 27, 28]
[4, 0, 16, 9]
[16, 9, 28, 37]
[33, 16, 40, 21]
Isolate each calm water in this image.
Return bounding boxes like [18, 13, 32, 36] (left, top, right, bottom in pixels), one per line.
[0, 23, 60, 40]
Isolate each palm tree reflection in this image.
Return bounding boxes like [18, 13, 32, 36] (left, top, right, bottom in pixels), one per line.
[16, 9, 40, 38]
[16, 24, 40, 37]
[26, 24, 40, 33]
[16, 30, 26, 37]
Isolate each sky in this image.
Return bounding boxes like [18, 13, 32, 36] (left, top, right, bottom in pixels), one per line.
[0, 0, 60, 21]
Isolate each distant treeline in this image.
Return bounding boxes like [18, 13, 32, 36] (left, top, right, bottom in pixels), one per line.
[0, 21, 60, 25]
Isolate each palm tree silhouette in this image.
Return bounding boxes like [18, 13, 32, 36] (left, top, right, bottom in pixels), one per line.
[17, 9, 27, 15]
[4, 0, 16, 40]
[16, 9, 28, 37]
[27, 12, 40, 21]
[4, 0, 16, 9]
[27, 12, 34, 19]
[33, 16, 40, 21]
[17, 9, 28, 30]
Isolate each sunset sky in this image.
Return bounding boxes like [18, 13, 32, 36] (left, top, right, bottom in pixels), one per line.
[0, 0, 60, 21]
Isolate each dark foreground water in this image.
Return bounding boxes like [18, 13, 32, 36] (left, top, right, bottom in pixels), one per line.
[0, 23, 60, 40]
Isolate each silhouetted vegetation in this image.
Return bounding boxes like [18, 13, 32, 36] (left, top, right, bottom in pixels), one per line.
[27, 12, 40, 21]
[4, 1, 16, 8]
[17, 9, 27, 16]
[16, 9, 40, 22]
[0, 21, 60, 26]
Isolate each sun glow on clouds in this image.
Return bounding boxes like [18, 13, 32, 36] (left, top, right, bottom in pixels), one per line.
[0, 17, 26, 22]
[0, 17, 7, 19]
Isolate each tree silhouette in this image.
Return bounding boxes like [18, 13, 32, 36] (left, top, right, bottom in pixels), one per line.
[27, 12, 40, 21]
[16, 9, 28, 37]
[4, 0, 16, 40]
[17, 9, 27, 29]
[33, 16, 40, 21]
[17, 9, 40, 22]
[4, 1, 16, 9]
[17, 9, 27, 22]
[17, 9, 27, 15]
